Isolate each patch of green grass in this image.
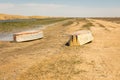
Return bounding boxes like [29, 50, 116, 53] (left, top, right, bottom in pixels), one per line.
[0, 18, 69, 32]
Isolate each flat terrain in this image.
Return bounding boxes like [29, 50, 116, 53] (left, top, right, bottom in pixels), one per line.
[0, 18, 120, 80]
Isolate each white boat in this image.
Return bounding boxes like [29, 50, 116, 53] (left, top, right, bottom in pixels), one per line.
[13, 30, 43, 42]
[67, 30, 94, 46]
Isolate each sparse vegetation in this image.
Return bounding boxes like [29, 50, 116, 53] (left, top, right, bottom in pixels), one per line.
[0, 18, 69, 32]
[62, 21, 73, 26]
[92, 18, 120, 24]
[76, 18, 86, 21]
[0, 18, 120, 80]
[97, 23, 110, 31]
[82, 22, 94, 30]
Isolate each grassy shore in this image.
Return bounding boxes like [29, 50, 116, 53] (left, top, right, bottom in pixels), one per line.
[0, 18, 70, 32]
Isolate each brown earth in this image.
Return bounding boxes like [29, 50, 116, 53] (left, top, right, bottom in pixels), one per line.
[0, 19, 120, 80]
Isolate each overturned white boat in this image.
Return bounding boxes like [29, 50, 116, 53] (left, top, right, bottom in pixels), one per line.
[67, 30, 94, 46]
[13, 30, 43, 42]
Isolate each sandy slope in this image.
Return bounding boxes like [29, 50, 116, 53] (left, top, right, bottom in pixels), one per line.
[0, 14, 49, 20]
[0, 19, 120, 80]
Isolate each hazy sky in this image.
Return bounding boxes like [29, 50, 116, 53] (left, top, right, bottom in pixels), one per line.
[0, 0, 120, 17]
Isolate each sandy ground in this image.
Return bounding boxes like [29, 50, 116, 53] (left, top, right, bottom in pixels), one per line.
[0, 19, 120, 80]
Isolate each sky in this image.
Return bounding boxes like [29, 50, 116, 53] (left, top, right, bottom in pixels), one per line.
[0, 0, 120, 17]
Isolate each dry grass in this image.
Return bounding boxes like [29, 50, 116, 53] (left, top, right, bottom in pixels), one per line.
[92, 18, 120, 24]
[0, 14, 49, 20]
[0, 18, 120, 80]
[96, 23, 110, 31]
[19, 53, 83, 80]
[62, 21, 73, 26]
[82, 22, 94, 30]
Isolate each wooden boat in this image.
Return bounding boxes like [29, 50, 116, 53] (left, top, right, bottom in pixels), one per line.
[67, 30, 94, 46]
[13, 30, 43, 42]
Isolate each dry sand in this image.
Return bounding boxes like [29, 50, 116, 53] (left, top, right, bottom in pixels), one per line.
[0, 19, 120, 80]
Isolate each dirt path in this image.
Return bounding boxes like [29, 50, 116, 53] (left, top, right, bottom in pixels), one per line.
[0, 19, 120, 80]
[0, 19, 79, 80]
